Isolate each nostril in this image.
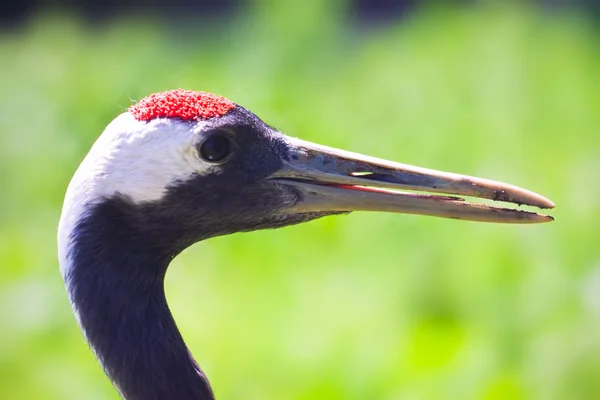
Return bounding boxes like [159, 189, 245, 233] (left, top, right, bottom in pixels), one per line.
[350, 171, 374, 177]
[350, 172, 419, 186]
[349, 171, 389, 182]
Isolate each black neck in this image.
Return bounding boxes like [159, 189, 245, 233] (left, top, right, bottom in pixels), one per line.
[65, 199, 215, 400]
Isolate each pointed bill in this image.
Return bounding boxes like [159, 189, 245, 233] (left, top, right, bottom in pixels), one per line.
[269, 137, 554, 224]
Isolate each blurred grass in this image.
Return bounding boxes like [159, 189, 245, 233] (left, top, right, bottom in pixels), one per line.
[1, 2, 599, 399]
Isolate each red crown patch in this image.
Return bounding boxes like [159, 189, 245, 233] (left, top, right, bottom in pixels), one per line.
[129, 89, 236, 122]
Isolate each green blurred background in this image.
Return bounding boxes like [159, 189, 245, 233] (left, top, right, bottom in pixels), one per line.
[1, 1, 599, 399]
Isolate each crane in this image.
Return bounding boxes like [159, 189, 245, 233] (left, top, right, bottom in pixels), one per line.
[58, 89, 554, 400]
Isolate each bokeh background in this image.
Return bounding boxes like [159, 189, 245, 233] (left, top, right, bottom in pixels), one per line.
[1, 0, 599, 399]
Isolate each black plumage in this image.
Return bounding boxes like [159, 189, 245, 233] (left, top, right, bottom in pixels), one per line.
[65, 106, 338, 400]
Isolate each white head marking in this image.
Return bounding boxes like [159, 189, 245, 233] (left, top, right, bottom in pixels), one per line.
[58, 112, 214, 278]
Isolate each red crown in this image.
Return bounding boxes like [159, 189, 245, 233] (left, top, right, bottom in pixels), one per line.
[130, 89, 236, 122]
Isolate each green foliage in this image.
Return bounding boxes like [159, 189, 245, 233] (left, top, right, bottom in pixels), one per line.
[1, 3, 599, 399]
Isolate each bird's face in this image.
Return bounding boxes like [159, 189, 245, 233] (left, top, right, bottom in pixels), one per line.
[61, 90, 553, 256]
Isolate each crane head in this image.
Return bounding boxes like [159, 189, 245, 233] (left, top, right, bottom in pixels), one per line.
[60, 89, 554, 258]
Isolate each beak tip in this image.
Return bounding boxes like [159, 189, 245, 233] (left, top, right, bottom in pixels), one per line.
[541, 214, 555, 223]
[521, 192, 555, 210]
[537, 198, 555, 210]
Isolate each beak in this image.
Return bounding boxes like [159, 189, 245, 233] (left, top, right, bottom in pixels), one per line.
[269, 137, 554, 223]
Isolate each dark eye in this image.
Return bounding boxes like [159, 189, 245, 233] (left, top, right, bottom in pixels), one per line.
[199, 133, 232, 163]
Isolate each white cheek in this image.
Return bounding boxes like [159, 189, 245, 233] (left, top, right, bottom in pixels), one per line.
[58, 113, 212, 278]
[88, 113, 213, 203]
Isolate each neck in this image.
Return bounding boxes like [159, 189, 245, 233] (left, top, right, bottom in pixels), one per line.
[61, 200, 214, 400]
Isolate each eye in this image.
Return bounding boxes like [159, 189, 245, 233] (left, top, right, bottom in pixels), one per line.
[198, 133, 233, 163]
